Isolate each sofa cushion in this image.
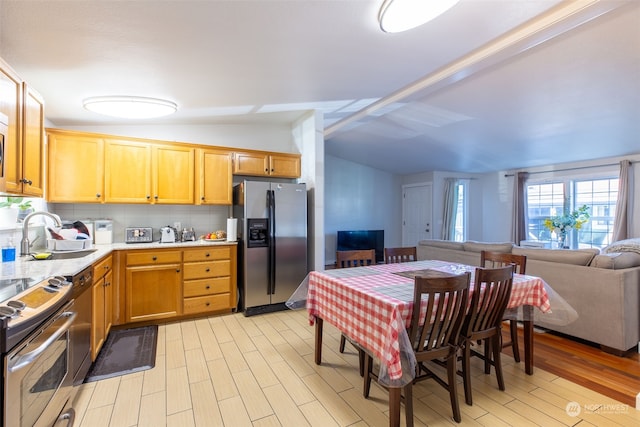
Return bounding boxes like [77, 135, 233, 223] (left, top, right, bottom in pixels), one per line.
[463, 241, 514, 253]
[512, 247, 600, 266]
[418, 239, 465, 251]
[602, 238, 640, 255]
[590, 252, 640, 269]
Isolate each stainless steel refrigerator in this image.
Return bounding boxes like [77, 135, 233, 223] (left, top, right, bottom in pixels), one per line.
[233, 180, 308, 316]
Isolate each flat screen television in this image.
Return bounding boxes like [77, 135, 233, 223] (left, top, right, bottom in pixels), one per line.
[337, 230, 384, 264]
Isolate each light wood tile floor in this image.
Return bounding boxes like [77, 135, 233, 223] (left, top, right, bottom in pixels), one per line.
[74, 309, 640, 426]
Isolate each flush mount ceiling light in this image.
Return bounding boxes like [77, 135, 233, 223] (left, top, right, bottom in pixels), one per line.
[378, 0, 460, 33]
[83, 96, 178, 119]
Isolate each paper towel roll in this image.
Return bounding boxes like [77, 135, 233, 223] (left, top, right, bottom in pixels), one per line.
[226, 218, 237, 242]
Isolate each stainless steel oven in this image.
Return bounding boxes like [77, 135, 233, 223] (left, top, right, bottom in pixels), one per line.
[1, 277, 76, 427]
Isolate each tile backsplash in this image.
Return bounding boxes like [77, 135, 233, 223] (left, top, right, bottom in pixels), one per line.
[49, 203, 233, 243]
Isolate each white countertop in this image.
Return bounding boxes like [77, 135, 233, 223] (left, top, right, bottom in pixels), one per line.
[0, 240, 238, 281]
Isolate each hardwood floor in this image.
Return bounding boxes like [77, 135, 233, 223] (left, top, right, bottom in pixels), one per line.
[74, 309, 640, 426]
[505, 326, 640, 408]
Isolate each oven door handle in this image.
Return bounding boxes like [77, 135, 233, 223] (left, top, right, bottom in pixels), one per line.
[8, 311, 77, 373]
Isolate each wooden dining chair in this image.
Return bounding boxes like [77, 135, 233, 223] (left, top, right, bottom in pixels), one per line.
[384, 246, 417, 264]
[459, 264, 515, 405]
[336, 249, 376, 375]
[480, 250, 527, 363]
[336, 249, 376, 268]
[363, 270, 471, 425]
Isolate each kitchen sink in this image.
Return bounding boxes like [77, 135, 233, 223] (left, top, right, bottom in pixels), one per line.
[30, 249, 98, 260]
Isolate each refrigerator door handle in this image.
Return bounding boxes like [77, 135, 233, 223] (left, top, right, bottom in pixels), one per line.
[268, 189, 276, 295]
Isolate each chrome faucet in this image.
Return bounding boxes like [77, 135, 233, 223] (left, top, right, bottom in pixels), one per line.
[20, 211, 62, 256]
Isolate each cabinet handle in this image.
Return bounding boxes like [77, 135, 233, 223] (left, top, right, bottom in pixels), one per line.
[205, 253, 210, 257]
[20, 178, 33, 185]
[205, 268, 210, 272]
[96, 193, 101, 198]
[201, 196, 205, 201]
[146, 195, 151, 200]
[104, 281, 110, 287]
[206, 285, 210, 289]
[206, 302, 210, 306]
[271, 168, 274, 172]
[152, 256, 157, 261]
[104, 265, 109, 270]
[265, 168, 268, 172]
[176, 269, 181, 273]
[154, 195, 158, 200]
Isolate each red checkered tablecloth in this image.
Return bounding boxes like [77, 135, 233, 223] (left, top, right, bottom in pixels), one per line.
[306, 260, 551, 382]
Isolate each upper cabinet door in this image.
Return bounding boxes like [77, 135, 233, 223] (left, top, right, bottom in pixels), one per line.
[21, 83, 45, 197]
[153, 144, 195, 204]
[47, 130, 104, 203]
[0, 58, 23, 194]
[197, 148, 232, 205]
[104, 139, 152, 203]
[233, 152, 269, 176]
[269, 154, 301, 178]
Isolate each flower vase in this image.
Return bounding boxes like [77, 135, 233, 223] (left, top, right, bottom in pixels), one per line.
[557, 231, 568, 249]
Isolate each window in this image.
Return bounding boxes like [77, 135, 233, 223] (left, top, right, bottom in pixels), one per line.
[526, 177, 618, 249]
[453, 181, 467, 242]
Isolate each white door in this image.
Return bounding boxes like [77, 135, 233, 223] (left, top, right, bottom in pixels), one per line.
[403, 183, 433, 246]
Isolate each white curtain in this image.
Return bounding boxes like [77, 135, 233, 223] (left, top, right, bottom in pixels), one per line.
[441, 178, 459, 241]
[510, 172, 529, 245]
[612, 160, 632, 242]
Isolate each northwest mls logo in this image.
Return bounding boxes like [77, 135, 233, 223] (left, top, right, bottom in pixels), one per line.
[565, 401, 581, 417]
[565, 401, 629, 417]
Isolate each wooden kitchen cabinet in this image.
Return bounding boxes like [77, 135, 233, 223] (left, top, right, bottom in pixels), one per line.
[0, 58, 45, 196]
[196, 148, 232, 205]
[125, 250, 183, 323]
[105, 138, 194, 204]
[182, 245, 237, 314]
[47, 129, 105, 203]
[153, 143, 195, 204]
[104, 139, 151, 203]
[17, 83, 45, 196]
[91, 254, 113, 360]
[233, 150, 301, 178]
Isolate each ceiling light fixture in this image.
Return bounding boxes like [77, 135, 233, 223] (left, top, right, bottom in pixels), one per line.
[83, 96, 178, 119]
[378, 0, 460, 33]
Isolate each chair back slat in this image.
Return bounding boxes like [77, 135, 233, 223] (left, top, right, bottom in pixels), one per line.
[408, 271, 470, 361]
[336, 249, 376, 268]
[480, 250, 527, 275]
[384, 247, 417, 264]
[465, 265, 514, 336]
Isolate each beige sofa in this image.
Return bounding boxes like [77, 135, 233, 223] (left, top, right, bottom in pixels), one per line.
[417, 239, 640, 354]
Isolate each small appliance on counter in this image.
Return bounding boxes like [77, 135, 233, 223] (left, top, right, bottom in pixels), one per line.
[181, 228, 196, 242]
[160, 226, 177, 243]
[94, 220, 113, 245]
[125, 227, 153, 243]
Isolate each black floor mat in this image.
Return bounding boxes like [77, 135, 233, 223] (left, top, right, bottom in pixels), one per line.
[84, 325, 158, 383]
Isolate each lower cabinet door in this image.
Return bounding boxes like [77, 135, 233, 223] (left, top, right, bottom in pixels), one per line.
[125, 264, 182, 322]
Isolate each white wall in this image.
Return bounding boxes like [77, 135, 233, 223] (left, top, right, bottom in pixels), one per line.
[404, 153, 640, 244]
[324, 155, 402, 265]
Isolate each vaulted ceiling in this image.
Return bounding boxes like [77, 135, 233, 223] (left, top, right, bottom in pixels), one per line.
[1, 0, 638, 175]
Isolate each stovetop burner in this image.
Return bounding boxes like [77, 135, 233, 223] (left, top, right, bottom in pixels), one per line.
[0, 277, 45, 303]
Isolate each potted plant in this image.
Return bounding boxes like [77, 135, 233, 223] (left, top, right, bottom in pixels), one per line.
[0, 197, 34, 223]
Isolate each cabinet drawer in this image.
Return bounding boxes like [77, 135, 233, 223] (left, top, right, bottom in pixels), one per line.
[183, 246, 231, 262]
[183, 293, 232, 314]
[183, 277, 231, 297]
[127, 251, 182, 266]
[93, 255, 113, 279]
[183, 260, 230, 280]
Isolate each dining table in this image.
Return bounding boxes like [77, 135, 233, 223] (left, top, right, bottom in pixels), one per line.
[300, 259, 564, 427]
